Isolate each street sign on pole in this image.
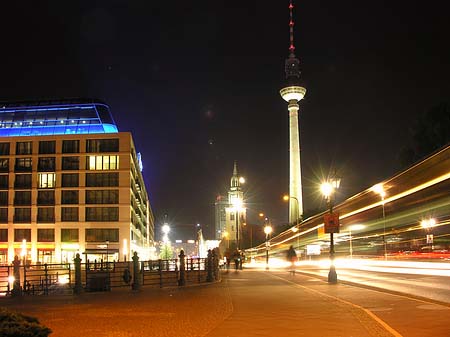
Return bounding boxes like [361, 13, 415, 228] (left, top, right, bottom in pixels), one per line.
[426, 234, 434, 244]
[324, 212, 340, 233]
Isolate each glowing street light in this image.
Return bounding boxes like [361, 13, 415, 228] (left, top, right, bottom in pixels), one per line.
[222, 231, 230, 248]
[371, 183, 387, 260]
[264, 224, 273, 270]
[421, 218, 436, 251]
[21, 239, 27, 265]
[162, 224, 170, 243]
[321, 176, 341, 284]
[231, 196, 244, 250]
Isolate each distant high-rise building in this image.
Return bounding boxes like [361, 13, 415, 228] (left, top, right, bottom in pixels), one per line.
[0, 99, 154, 264]
[214, 195, 228, 240]
[280, 0, 306, 224]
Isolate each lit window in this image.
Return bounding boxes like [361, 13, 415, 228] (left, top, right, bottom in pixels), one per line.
[87, 156, 119, 170]
[38, 173, 56, 188]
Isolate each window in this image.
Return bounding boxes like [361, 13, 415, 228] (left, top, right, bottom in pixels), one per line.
[14, 191, 31, 205]
[62, 140, 80, 153]
[14, 208, 31, 223]
[85, 207, 119, 221]
[38, 157, 55, 171]
[0, 228, 7, 242]
[62, 173, 79, 187]
[15, 158, 32, 172]
[37, 190, 55, 205]
[37, 229, 55, 242]
[61, 190, 79, 204]
[86, 139, 119, 153]
[0, 208, 7, 223]
[87, 155, 119, 170]
[38, 141, 56, 154]
[62, 157, 79, 170]
[86, 190, 119, 204]
[61, 228, 79, 242]
[85, 228, 119, 242]
[230, 213, 235, 221]
[0, 158, 9, 172]
[16, 142, 32, 155]
[14, 228, 31, 242]
[14, 174, 32, 189]
[38, 173, 55, 188]
[0, 175, 8, 189]
[86, 173, 119, 187]
[37, 208, 55, 223]
[0, 143, 10, 156]
[0, 191, 7, 206]
[61, 207, 79, 221]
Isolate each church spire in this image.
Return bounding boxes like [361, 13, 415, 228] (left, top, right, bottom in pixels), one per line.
[230, 160, 240, 191]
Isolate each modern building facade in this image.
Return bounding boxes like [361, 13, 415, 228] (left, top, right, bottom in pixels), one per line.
[0, 99, 154, 264]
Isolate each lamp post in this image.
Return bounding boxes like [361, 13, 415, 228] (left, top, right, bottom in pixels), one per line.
[264, 223, 273, 270]
[371, 184, 387, 260]
[283, 195, 300, 249]
[321, 177, 341, 284]
[21, 239, 27, 266]
[231, 197, 243, 250]
[421, 218, 436, 251]
[105, 240, 109, 264]
[348, 225, 365, 259]
[223, 231, 230, 249]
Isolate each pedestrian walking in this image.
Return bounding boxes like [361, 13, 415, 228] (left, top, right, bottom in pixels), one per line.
[286, 245, 297, 275]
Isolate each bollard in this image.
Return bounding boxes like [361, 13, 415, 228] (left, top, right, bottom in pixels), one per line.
[132, 252, 140, 291]
[12, 255, 21, 296]
[74, 253, 82, 294]
[178, 250, 186, 286]
[206, 249, 213, 282]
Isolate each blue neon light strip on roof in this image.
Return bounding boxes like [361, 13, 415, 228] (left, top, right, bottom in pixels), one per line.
[0, 102, 118, 137]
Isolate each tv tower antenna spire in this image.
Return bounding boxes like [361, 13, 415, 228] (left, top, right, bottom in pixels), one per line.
[289, 0, 296, 56]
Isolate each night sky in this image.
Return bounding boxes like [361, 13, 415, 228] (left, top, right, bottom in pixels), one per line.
[1, 1, 449, 239]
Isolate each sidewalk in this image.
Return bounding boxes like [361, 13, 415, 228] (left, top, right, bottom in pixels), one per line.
[2, 269, 450, 337]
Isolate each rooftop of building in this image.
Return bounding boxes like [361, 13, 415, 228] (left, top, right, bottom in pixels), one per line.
[0, 98, 118, 137]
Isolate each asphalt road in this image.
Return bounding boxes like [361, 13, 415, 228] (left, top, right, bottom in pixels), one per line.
[298, 264, 450, 304]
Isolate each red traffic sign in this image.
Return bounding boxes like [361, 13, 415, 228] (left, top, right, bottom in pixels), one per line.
[324, 212, 340, 234]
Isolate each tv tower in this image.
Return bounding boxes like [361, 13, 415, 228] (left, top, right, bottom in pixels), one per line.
[280, 0, 306, 224]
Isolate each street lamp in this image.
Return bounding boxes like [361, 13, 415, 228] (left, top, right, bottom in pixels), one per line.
[348, 225, 365, 259]
[231, 196, 243, 250]
[321, 177, 341, 284]
[105, 240, 109, 264]
[162, 224, 170, 243]
[21, 239, 27, 266]
[371, 183, 387, 260]
[421, 218, 436, 251]
[283, 195, 300, 249]
[222, 231, 230, 249]
[264, 223, 272, 270]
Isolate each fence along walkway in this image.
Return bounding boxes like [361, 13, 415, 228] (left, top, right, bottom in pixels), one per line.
[0, 249, 221, 297]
